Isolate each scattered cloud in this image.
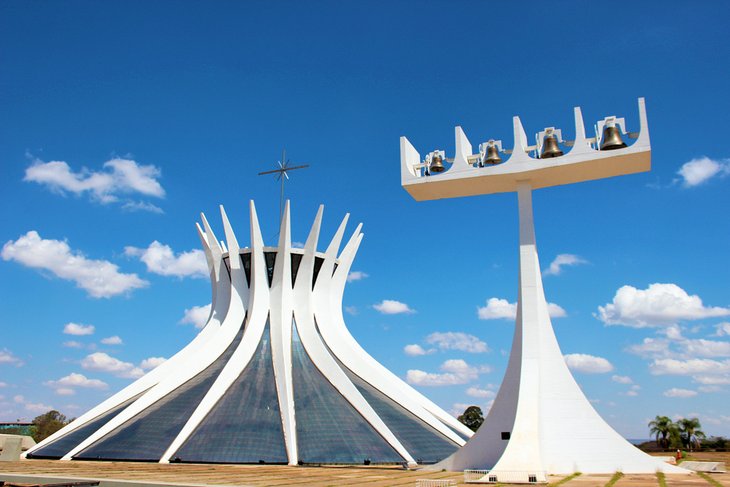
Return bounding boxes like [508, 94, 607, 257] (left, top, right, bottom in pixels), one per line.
[612, 375, 633, 384]
[597, 283, 730, 327]
[63, 341, 84, 348]
[406, 359, 490, 386]
[2, 231, 148, 298]
[121, 201, 164, 214]
[715, 322, 730, 337]
[663, 388, 698, 398]
[373, 299, 415, 315]
[477, 297, 566, 320]
[650, 358, 730, 376]
[140, 357, 166, 370]
[63, 322, 95, 336]
[0, 349, 23, 367]
[425, 332, 489, 353]
[0, 382, 7, 388]
[347, 271, 369, 282]
[543, 254, 588, 277]
[466, 386, 495, 399]
[124, 241, 207, 279]
[676, 157, 730, 187]
[45, 373, 108, 395]
[13, 395, 53, 414]
[344, 305, 358, 315]
[101, 336, 123, 345]
[179, 304, 211, 329]
[404, 344, 434, 356]
[292, 241, 305, 249]
[80, 352, 144, 379]
[564, 353, 614, 373]
[24, 157, 165, 207]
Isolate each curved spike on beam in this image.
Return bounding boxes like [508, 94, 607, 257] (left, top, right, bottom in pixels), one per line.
[337, 223, 363, 261]
[509, 116, 533, 163]
[453, 126, 473, 170]
[200, 213, 221, 253]
[400, 136, 421, 180]
[248, 200, 269, 307]
[196, 222, 217, 324]
[304, 205, 324, 255]
[220, 205, 248, 311]
[324, 212, 349, 260]
[566, 106, 592, 156]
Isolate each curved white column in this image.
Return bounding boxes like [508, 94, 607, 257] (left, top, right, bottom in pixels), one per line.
[293, 207, 417, 467]
[26, 217, 226, 459]
[313, 220, 469, 445]
[160, 202, 269, 463]
[61, 210, 248, 461]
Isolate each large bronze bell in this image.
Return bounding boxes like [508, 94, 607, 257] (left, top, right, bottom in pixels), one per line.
[429, 154, 445, 173]
[540, 134, 563, 159]
[600, 125, 627, 151]
[484, 145, 502, 165]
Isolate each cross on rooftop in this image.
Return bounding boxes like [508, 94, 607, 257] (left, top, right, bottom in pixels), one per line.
[258, 149, 309, 223]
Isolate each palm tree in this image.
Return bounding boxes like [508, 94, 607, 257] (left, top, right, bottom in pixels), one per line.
[648, 415, 674, 448]
[678, 418, 705, 451]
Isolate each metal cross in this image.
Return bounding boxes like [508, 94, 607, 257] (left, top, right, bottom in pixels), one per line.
[258, 149, 309, 223]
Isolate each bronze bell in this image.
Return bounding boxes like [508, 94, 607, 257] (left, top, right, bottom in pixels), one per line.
[429, 154, 445, 173]
[484, 145, 502, 165]
[600, 125, 627, 151]
[540, 134, 563, 159]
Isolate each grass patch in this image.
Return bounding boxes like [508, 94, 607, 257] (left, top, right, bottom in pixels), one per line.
[656, 471, 667, 487]
[696, 471, 723, 487]
[604, 471, 624, 487]
[548, 472, 582, 486]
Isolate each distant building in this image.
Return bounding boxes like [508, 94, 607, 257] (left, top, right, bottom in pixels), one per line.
[0, 423, 33, 436]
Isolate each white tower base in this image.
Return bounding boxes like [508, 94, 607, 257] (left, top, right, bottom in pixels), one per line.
[434, 184, 688, 477]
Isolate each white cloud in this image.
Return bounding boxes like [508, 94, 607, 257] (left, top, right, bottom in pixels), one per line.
[466, 386, 495, 399]
[403, 344, 434, 356]
[425, 332, 489, 353]
[292, 241, 305, 249]
[121, 201, 164, 214]
[63, 322, 95, 336]
[62, 341, 83, 348]
[0, 349, 23, 367]
[24, 157, 165, 204]
[543, 254, 588, 277]
[693, 375, 730, 385]
[477, 297, 566, 320]
[676, 157, 730, 187]
[347, 271, 369, 282]
[650, 358, 730, 376]
[101, 336, 123, 345]
[597, 283, 730, 327]
[663, 388, 698, 398]
[45, 373, 108, 395]
[715, 322, 730, 337]
[2, 231, 148, 298]
[14, 395, 54, 414]
[406, 359, 490, 386]
[81, 352, 144, 379]
[373, 299, 415, 315]
[564, 353, 614, 373]
[344, 306, 358, 315]
[0, 382, 7, 388]
[124, 241, 207, 279]
[179, 304, 212, 329]
[140, 357, 166, 370]
[612, 375, 633, 384]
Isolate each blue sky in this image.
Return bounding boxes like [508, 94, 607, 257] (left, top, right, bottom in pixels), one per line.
[1, 1, 729, 438]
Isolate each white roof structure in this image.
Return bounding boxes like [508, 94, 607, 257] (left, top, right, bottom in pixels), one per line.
[24, 202, 473, 466]
[400, 98, 689, 479]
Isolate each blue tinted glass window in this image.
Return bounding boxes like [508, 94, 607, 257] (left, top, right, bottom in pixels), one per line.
[342, 367, 459, 464]
[292, 323, 403, 464]
[172, 322, 287, 464]
[28, 393, 144, 459]
[74, 324, 245, 461]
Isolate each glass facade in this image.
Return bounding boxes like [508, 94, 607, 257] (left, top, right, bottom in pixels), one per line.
[264, 251, 277, 286]
[27, 393, 145, 459]
[342, 367, 459, 463]
[290, 252, 302, 287]
[74, 324, 245, 461]
[172, 322, 287, 464]
[291, 322, 403, 464]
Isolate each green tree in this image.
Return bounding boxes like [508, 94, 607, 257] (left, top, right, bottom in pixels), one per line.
[677, 417, 705, 451]
[31, 410, 68, 443]
[458, 406, 484, 432]
[648, 416, 674, 448]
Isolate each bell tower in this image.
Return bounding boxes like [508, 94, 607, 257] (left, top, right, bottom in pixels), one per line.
[400, 98, 688, 480]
